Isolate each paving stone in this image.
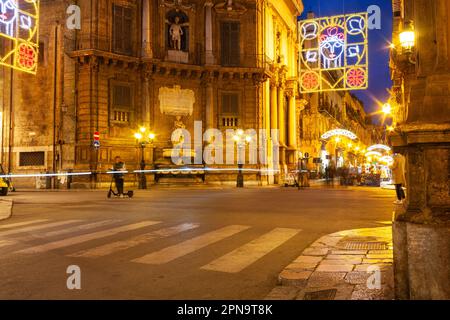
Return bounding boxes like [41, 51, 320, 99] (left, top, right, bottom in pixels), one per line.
[350, 284, 394, 300]
[285, 262, 318, 271]
[307, 272, 347, 287]
[316, 264, 354, 272]
[327, 254, 365, 260]
[345, 271, 371, 285]
[321, 259, 362, 265]
[354, 264, 392, 272]
[298, 283, 355, 300]
[302, 248, 329, 256]
[367, 250, 393, 255]
[362, 258, 393, 264]
[293, 255, 323, 264]
[265, 286, 300, 300]
[333, 283, 356, 300]
[331, 250, 368, 255]
[366, 254, 393, 259]
[278, 270, 312, 287]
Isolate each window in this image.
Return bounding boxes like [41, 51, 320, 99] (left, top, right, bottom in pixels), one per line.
[113, 5, 133, 55]
[220, 93, 240, 128]
[111, 84, 133, 123]
[221, 22, 240, 66]
[19, 152, 45, 167]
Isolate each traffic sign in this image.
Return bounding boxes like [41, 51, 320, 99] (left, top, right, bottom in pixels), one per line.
[93, 132, 100, 141]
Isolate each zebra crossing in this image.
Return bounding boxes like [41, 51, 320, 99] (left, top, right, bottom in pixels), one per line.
[0, 218, 302, 274]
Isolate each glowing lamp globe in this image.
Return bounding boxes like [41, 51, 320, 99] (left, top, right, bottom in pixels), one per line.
[382, 103, 392, 115]
[399, 30, 415, 50]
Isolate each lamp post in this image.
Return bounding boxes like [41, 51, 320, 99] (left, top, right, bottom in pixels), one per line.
[134, 127, 156, 190]
[233, 130, 252, 188]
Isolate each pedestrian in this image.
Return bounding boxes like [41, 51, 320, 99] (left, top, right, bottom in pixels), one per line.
[390, 153, 406, 204]
[113, 156, 126, 198]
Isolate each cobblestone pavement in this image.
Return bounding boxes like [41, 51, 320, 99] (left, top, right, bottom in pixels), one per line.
[266, 225, 395, 300]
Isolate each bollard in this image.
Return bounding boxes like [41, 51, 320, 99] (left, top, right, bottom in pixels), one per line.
[45, 171, 52, 189]
[67, 169, 73, 189]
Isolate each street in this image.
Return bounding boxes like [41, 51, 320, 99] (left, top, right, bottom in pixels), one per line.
[0, 186, 394, 300]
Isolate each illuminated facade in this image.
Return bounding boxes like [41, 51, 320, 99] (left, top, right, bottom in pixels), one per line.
[0, 0, 39, 74]
[0, 0, 304, 188]
[299, 12, 368, 93]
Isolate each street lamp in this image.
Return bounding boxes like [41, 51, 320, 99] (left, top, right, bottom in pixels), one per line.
[382, 103, 392, 115]
[399, 21, 415, 52]
[134, 127, 156, 190]
[233, 130, 252, 188]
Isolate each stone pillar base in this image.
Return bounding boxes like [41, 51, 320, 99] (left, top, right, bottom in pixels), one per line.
[393, 220, 450, 299]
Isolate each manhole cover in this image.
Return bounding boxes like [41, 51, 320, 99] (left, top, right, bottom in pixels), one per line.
[303, 289, 337, 300]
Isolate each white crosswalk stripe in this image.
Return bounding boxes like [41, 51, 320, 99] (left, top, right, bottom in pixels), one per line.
[0, 219, 50, 230]
[0, 220, 122, 249]
[132, 225, 250, 265]
[201, 228, 301, 273]
[0, 220, 82, 237]
[69, 223, 200, 258]
[16, 221, 161, 254]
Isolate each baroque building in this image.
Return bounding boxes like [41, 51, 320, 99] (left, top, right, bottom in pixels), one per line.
[1, 0, 304, 187]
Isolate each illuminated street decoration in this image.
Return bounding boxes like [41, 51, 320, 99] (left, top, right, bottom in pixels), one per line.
[299, 12, 368, 92]
[321, 129, 358, 141]
[365, 151, 382, 158]
[380, 155, 394, 164]
[367, 144, 391, 152]
[0, 0, 39, 74]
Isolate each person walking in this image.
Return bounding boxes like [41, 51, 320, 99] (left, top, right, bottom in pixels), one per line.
[390, 153, 406, 204]
[113, 156, 126, 198]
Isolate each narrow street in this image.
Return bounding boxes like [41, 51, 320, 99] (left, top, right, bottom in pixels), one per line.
[0, 187, 393, 299]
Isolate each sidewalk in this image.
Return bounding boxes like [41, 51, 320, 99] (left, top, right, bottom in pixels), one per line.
[266, 225, 394, 300]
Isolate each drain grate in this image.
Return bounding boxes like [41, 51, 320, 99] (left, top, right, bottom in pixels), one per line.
[303, 289, 337, 300]
[342, 241, 388, 250]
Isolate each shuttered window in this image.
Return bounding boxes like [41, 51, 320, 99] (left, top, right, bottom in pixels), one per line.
[113, 5, 133, 55]
[221, 22, 240, 66]
[220, 93, 240, 128]
[111, 84, 133, 123]
[221, 93, 239, 114]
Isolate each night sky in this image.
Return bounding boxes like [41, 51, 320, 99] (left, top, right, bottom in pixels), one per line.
[299, 0, 393, 117]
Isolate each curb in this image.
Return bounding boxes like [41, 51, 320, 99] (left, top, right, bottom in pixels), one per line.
[0, 199, 13, 221]
[266, 226, 395, 300]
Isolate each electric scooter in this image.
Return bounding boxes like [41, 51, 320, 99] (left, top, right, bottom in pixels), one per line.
[107, 176, 134, 199]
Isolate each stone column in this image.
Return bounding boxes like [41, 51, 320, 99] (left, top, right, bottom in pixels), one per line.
[205, 0, 215, 65]
[270, 82, 278, 130]
[277, 85, 286, 146]
[142, 0, 152, 58]
[390, 0, 450, 300]
[288, 93, 297, 149]
[205, 82, 214, 129]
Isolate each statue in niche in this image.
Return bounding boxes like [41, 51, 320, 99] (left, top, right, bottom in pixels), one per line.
[174, 115, 186, 130]
[166, 11, 189, 52]
[169, 17, 184, 51]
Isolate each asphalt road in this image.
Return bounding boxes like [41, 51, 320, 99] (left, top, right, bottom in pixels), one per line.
[0, 186, 394, 299]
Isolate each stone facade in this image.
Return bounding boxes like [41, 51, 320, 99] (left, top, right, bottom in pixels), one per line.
[1, 0, 304, 188]
[389, 0, 450, 299]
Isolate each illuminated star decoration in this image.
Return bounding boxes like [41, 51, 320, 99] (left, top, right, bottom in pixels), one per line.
[299, 12, 368, 93]
[0, 0, 40, 74]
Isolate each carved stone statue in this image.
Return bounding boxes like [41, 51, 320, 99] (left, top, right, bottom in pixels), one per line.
[174, 115, 186, 130]
[169, 16, 184, 51]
